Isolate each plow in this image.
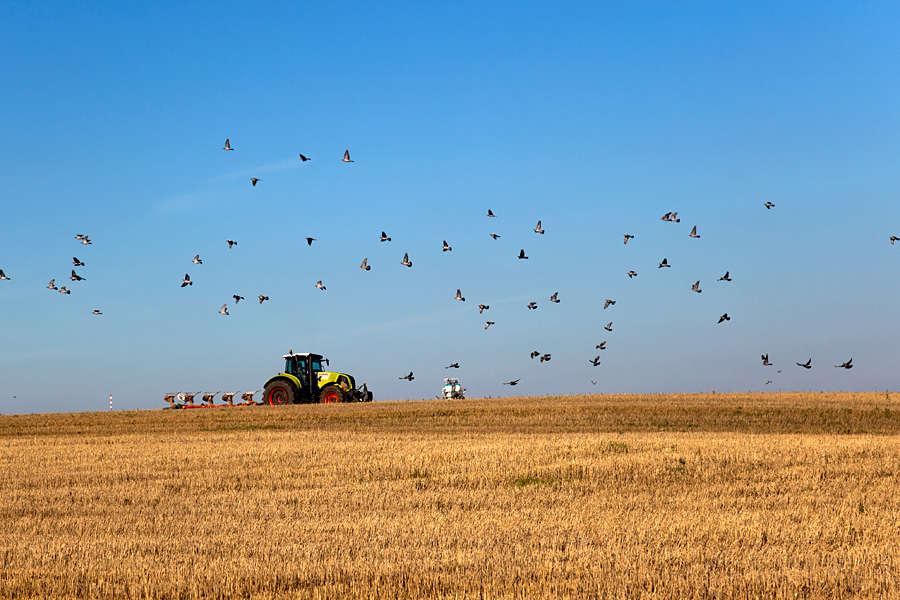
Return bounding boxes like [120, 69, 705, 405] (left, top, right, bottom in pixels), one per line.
[163, 351, 373, 408]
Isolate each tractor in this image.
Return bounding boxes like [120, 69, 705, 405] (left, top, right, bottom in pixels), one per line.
[262, 352, 373, 404]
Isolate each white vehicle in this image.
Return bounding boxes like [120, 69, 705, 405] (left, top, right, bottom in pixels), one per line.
[442, 377, 466, 400]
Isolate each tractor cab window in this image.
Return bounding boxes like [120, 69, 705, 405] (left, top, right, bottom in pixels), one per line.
[311, 359, 322, 372]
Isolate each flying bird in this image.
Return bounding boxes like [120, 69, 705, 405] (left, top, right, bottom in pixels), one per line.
[797, 359, 812, 369]
[835, 359, 853, 369]
[192, 255, 202, 264]
[181, 274, 192, 287]
[527, 302, 537, 310]
[661, 212, 681, 223]
[485, 321, 495, 330]
[70, 270, 85, 281]
[604, 322, 613, 332]
[445, 363, 460, 369]
[443, 240, 452, 252]
[719, 271, 732, 281]
[540, 353, 551, 363]
[250, 178, 259, 186]
[530, 351, 540, 359]
[518, 249, 528, 259]
[596, 342, 607, 350]
[590, 357, 601, 366]
[58, 286, 70, 294]
[380, 231, 391, 242]
[80, 236, 92, 245]
[399, 372, 414, 381]
[222, 139, 233, 150]
[454, 289, 465, 301]
[691, 280, 702, 293]
[299, 153, 311, 162]
[258, 295, 269, 304]
[627, 271, 637, 278]
[306, 237, 316, 246]
[502, 379, 520, 386]
[47, 279, 57, 290]
[75, 234, 87, 241]
[73, 257, 84, 266]
[342, 150, 353, 162]
[487, 209, 495, 217]
[623, 234, 634, 244]
[478, 304, 489, 314]
[762, 354, 772, 366]
[219, 304, 229, 315]
[227, 239, 237, 249]
[604, 299, 615, 309]
[658, 258, 670, 268]
[689, 226, 700, 238]
[360, 258, 370, 271]
[891, 236, 899, 245]
[549, 292, 560, 303]
[315, 280, 326, 290]
[401, 253, 413, 267]
[91, 308, 102, 315]
[534, 220, 544, 234]
[233, 294, 244, 303]
[718, 313, 731, 323]
[490, 233, 501, 239]
[764, 202, 774, 209]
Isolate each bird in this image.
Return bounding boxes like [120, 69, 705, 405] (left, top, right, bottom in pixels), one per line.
[227, 239, 237, 249]
[487, 209, 495, 217]
[596, 342, 607, 350]
[518, 249, 528, 259]
[80, 236, 92, 245]
[627, 271, 637, 278]
[891, 236, 899, 245]
[399, 372, 414, 381]
[478, 304, 489, 314]
[530, 351, 540, 359]
[233, 294, 244, 303]
[299, 153, 311, 162]
[258, 295, 269, 304]
[624, 234, 634, 245]
[764, 202, 774, 209]
[91, 309, 101, 315]
[718, 313, 730, 323]
[490, 233, 501, 239]
[181, 274, 192, 287]
[534, 220, 544, 234]
[445, 363, 460, 369]
[380, 231, 391, 242]
[590, 356, 601, 366]
[73, 257, 84, 266]
[70, 270, 85, 281]
[765, 380, 773, 385]
[360, 258, 371, 271]
[658, 258, 670, 268]
[219, 304, 229, 315]
[604, 299, 615, 309]
[442, 240, 452, 252]
[315, 280, 326, 290]
[591, 381, 597, 385]
[527, 302, 537, 310]
[540, 353, 551, 363]
[549, 292, 560, 303]
[250, 178, 259, 186]
[192, 255, 202, 264]
[797, 359, 812, 369]
[689, 225, 700, 238]
[604, 322, 613, 332]
[661, 212, 681, 223]
[691, 280, 702, 293]
[454, 289, 465, 301]
[661, 212, 672, 221]
[835, 359, 853, 369]
[401, 253, 413, 267]
[305, 237, 316, 246]
[502, 379, 520, 386]
[58, 286, 70, 294]
[485, 321, 495, 330]
[719, 271, 732, 281]
[75, 234, 87, 241]
[762, 354, 772, 366]
[342, 150, 353, 162]
[222, 139, 233, 150]
[47, 279, 57, 290]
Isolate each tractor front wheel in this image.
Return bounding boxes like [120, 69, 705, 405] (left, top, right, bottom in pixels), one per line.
[264, 381, 296, 405]
[319, 384, 344, 404]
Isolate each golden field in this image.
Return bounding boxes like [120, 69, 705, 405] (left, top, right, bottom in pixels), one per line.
[1, 392, 898, 599]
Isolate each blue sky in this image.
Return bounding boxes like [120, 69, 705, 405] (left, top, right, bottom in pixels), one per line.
[1, 1, 898, 412]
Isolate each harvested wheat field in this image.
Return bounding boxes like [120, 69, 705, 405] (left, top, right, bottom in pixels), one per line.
[1, 393, 899, 599]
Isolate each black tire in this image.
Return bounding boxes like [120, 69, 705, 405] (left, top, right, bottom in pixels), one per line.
[319, 384, 344, 404]
[264, 380, 296, 406]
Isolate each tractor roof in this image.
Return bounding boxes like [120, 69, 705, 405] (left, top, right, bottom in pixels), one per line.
[282, 352, 322, 360]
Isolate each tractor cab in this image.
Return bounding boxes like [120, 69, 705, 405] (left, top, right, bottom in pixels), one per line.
[282, 353, 329, 402]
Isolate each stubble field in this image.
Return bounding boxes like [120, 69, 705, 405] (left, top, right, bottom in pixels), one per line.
[1, 392, 899, 599]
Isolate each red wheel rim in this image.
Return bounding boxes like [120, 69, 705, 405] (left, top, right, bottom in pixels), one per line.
[269, 388, 288, 405]
[323, 390, 339, 403]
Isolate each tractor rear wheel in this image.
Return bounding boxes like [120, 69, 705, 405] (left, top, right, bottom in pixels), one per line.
[319, 384, 344, 404]
[264, 381, 296, 405]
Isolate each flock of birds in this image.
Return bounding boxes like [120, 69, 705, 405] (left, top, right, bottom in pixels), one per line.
[3, 137, 886, 400]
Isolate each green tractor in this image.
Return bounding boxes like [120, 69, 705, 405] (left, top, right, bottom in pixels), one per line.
[262, 352, 373, 405]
